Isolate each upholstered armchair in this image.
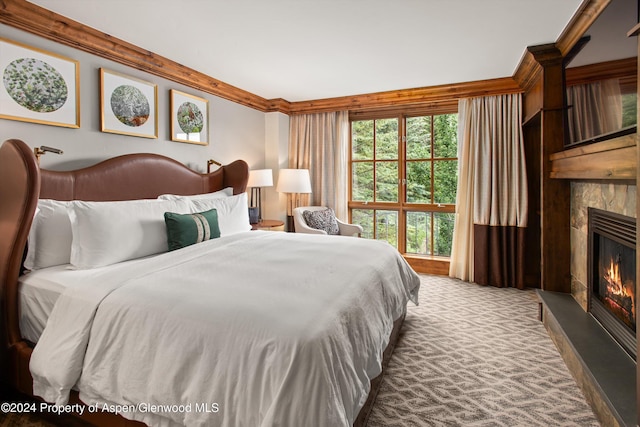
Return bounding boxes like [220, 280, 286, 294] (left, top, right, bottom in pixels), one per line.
[293, 206, 363, 236]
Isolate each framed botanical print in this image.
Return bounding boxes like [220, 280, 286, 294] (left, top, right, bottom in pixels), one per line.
[170, 89, 209, 145]
[0, 37, 80, 128]
[100, 68, 158, 139]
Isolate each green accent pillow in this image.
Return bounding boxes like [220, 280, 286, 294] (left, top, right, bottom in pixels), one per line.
[164, 209, 221, 251]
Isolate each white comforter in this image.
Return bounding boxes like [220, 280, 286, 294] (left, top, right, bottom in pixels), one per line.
[30, 231, 420, 427]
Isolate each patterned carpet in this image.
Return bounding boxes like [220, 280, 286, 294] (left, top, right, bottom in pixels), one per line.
[366, 274, 600, 427]
[1, 274, 599, 427]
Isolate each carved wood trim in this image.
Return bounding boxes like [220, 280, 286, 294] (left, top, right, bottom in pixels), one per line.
[555, 0, 611, 57]
[0, 0, 612, 116]
[513, 50, 543, 93]
[0, 0, 274, 112]
[287, 78, 522, 115]
[0, 0, 522, 117]
[514, 0, 610, 91]
[349, 99, 459, 121]
[565, 57, 637, 89]
[549, 134, 637, 179]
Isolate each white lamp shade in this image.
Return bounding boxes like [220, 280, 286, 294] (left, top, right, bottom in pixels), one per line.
[276, 169, 312, 194]
[247, 169, 273, 188]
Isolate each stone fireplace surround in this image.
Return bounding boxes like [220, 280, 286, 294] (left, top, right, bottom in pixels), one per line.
[573, 182, 636, 419]
[571, 182, 636, 310]
[539, 181, 637, 426]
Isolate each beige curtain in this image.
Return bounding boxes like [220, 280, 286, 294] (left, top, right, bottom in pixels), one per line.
[449, 93, 528, 288]
[566, 78, 622, 143]
[288, 111, 349, 220]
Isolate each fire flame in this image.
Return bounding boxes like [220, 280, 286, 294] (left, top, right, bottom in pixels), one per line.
[603, 256, 635, 318]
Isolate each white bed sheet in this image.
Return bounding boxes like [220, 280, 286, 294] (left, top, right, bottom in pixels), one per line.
[19, 265, 69, 344]
[19, 257, 155, 344]
[29, 231, 420, 427]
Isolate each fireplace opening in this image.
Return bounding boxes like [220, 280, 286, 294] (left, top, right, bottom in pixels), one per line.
[588, 208, 636, 360]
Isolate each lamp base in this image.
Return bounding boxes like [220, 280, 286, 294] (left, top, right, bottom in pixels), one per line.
[286, 215, 295, 232]
[248, 207, 260, 224]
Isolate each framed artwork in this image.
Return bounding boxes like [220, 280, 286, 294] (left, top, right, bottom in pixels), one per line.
[170, 89, 209, 145]
[100, 68, 157, 139]
[0, 37, 80, 128]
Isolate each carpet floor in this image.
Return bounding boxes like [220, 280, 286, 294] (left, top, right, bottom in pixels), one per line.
[1, 274, 599, 427]
[366, 274, 600, 427]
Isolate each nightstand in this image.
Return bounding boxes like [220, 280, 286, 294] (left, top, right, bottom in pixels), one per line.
[251, 219, 285, 231]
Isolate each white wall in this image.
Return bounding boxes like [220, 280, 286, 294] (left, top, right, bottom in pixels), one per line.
[0, 24, 266, 172]
[264, 112, 290, 224]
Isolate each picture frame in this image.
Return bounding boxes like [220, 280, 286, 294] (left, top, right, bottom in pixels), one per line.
[100, 68, 158, 139]
[170, 89, 209, 145]
[0, 37, 80, 128]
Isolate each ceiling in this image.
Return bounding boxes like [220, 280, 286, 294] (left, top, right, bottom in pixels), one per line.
[29, 0, 587, 102]
[568, 0, 637, 68]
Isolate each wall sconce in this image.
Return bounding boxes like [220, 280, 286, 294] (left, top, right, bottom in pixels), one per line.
[276, 169, 312, 231]
[33, 146, 63, 165]
[247, 169, 273, 224]
[206, 159, 222, 173]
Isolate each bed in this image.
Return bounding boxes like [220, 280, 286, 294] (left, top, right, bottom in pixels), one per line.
[0, 138, 420, 427]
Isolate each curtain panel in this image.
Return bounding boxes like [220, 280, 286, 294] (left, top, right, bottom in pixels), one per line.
[449, 93, 529, 289]
[288, 111, 349, 220]
[566, 78, 622, 143]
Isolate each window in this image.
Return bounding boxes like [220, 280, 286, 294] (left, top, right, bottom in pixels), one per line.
[349, 112, 458, 257]
[622, 92, 637, 128]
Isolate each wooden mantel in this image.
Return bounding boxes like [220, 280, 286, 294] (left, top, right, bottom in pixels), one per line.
[549, 134, 637, 180]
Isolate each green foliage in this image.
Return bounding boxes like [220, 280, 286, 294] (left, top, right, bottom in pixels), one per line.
[351, 113, 458, 257]
[352, 208, 399, 247]
[177, 102, 204, 133]
[110, 85, 150, 127]
[407, 116, 431, 159]
[434, 213, 455, 256]
[406, 161, 431, 203]
[406, 211, 429, 254]
[434, 114, 458, 158]
[376, 210, 398, 247]
[352, 162, 373, 201]
[376, 161, 398, 202]
[3, 57, 68, 112]
[434, 160, 457, 204]
[622, 93, 637, 128]
[352, 120, 374, 160]
[375, 119, 398, 160]
[352, 209, 374, 239]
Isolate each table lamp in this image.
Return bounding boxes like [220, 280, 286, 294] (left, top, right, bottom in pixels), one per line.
[276, 169, 312, 231]
[247, 169, 273, 223]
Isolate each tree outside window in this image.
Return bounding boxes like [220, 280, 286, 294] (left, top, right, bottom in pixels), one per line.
[350, 112, 458, 257]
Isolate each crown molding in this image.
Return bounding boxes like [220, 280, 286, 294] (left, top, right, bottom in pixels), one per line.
[286, 77, 522, 115]
[555, 0, 610, 57]
[3, 0, 604, 116]
[0, 0, 274, 112]
[513, 0, 611, 91]
[566, 57, 637, 87]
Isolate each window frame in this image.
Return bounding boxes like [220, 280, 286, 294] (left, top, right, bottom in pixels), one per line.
[348, 104, 458, 257]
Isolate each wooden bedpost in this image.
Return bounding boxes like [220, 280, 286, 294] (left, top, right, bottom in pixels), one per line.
[0, 139, 40, 390]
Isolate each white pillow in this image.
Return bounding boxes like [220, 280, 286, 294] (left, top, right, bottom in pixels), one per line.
[189, 193, 251, 236]
[158, 187, 233, 200]
[67, 198, 192, 269]
[24, 200, 73, 270]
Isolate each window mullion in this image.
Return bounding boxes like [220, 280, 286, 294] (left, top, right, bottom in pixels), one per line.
[430, 115, 435, 254]
[372, 119, 377, 205]
[349, 110, 457, 258]
[398, 115, 406, 253]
